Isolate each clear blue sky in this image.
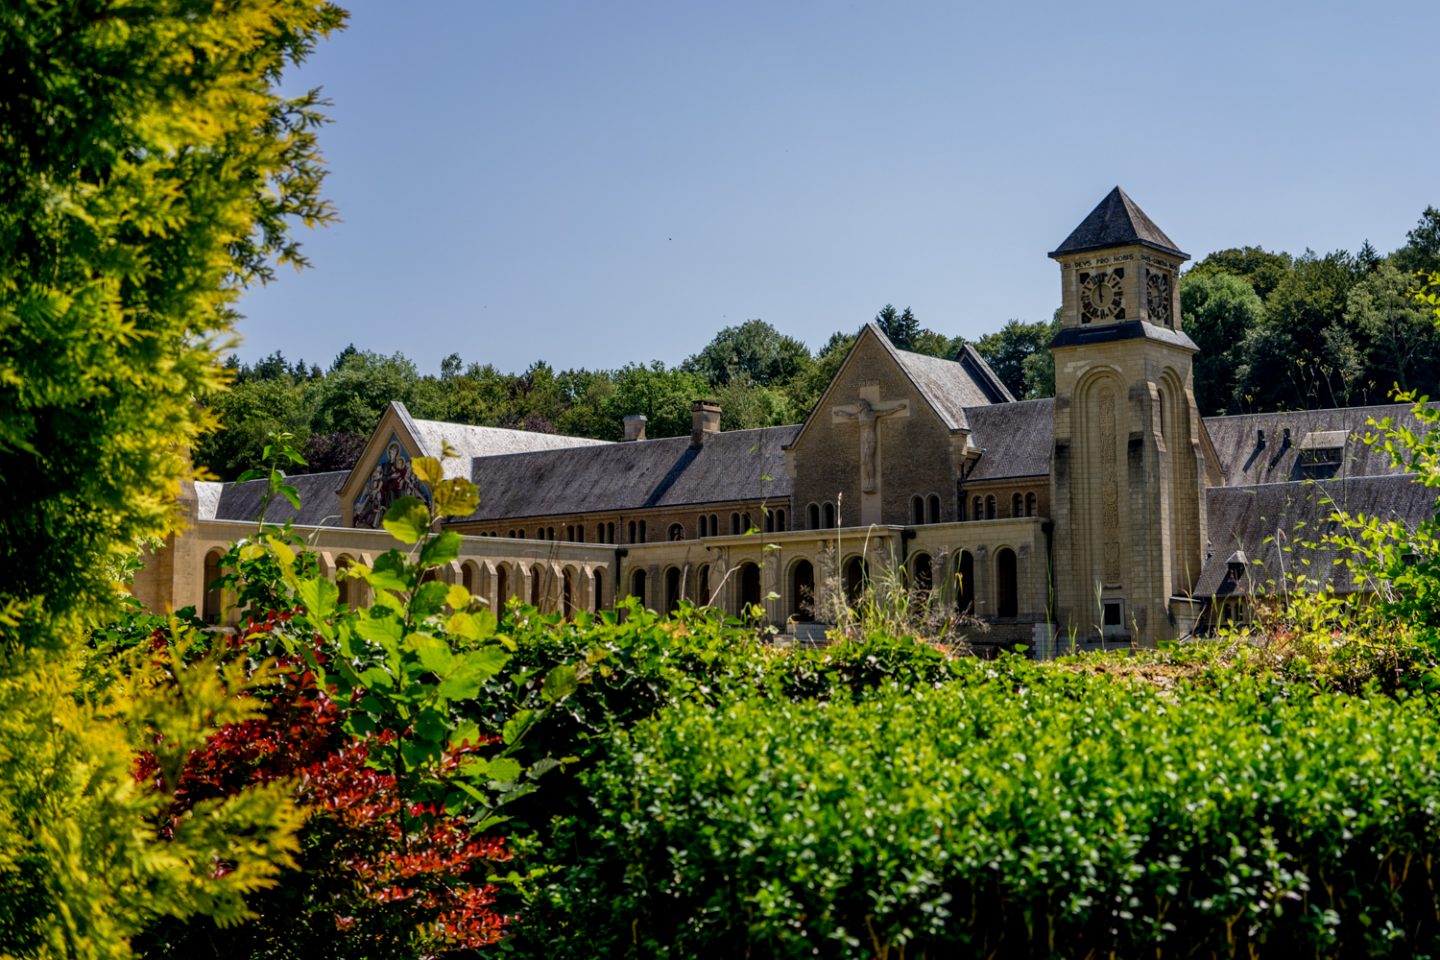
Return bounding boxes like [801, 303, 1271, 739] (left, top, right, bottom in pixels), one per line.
[234, 0, 1439, 375]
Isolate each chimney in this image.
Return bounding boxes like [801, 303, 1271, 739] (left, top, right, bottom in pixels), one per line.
[623, 414, 647, 442]
[690, 400, 721, 447]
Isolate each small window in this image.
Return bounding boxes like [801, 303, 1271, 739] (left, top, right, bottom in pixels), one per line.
[985, 495, 996, 520]
[742, 512, 752, 533]
[1025, 492, 1037, 517]
[1102, 600, 1124, 636]
[972, 496, 982, 521]
[731, 512, 741, 535]
[808, 503, 820, 529]
[638, 520, 647, 541]
[1011, 493, 1023, 518]
[823, 502, 836, 529]
[912, 496, 925, 524]
[669, 523, 684, 541]
[927, 494, 940, 524]
[627, 520, 636, 543]
[776, 509, 786, 532]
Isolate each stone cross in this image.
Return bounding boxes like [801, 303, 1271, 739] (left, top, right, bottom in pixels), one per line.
[832, 391, 909, 494]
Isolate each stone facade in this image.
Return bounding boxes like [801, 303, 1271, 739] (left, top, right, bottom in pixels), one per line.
[133, 188, 1432, 651]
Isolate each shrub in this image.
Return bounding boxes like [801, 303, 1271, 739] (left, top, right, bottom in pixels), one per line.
[518, 657, 1440, 958]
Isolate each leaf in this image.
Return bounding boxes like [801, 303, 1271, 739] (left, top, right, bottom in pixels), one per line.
[437, 648, 511, 701]
[419, 530, 461, 568]
[297, 578, 338, 621]
[433, 477, 480, 518]
[277, 482, 301, 510]
[502, 709, 535, 746]
[527, 757, 562, 779]
[412, 456, 444, 486]
[235, 468, 266, 483]
[367, 551, 411, 592]
[446, 583, 471, 610]
[355, 613, 404, 650]
[487, 757, 522, 784]
[358, 667, 394, 691]
[382, 496, 431, 544]
[405, 633, 453, 675]
[541, 663, 578, 704]
[411, 580, 451, 619]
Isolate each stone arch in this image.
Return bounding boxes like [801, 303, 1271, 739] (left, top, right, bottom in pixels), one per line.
[202, 548, 225, 623]
[1075, 367, 1126, 590]
[1159, 366, 1199, 596]
[842, 555, 868, 606]
[630, 568, 648, 608]
[561, 564, 579, 619]
[995, 547, 1018, 618]
[496, 563, 511, 608]
[738, 562, 762, 611]
[956, 550, 975, 614]
[530, 563, 546, 609]
[910, 551, 933, 599]
[592, 567, 606, 611]
[789, 558, 816, 622]
[697, 563, 712, 607]
[666, 566, 687, 614]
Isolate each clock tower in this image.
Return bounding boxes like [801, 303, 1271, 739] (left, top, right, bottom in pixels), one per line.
[1047, 187, 1206, 644]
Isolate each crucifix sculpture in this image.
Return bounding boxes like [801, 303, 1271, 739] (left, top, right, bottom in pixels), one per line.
[832, 396, 909, 493]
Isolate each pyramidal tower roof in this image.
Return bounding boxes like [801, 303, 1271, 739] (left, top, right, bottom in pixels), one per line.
[1048, 186, 1188, 260]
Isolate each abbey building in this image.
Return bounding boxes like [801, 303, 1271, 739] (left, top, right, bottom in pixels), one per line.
[133, 189, 1431, 652]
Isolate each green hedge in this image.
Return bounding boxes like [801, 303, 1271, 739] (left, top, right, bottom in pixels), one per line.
[515, 659, 1440, 958]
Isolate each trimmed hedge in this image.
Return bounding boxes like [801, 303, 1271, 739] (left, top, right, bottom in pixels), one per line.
[516, 658, 1440, 958]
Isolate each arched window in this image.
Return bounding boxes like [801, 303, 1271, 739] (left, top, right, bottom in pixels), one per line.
[698, 564, 712, 606]
[823, 502, 836, 529]
[807, 502, 820, 530]
[709, 514, 718, 536]
[597, 522, 606, 542]
[985, 495, 997, 520]
[577, 525, 585, 543]
[775, 509, 786, 532]
[996, 548, 1018, 618]
[593, 569, 605, 611]
[631, 568, 647, 608]
[1025, 492, 1038, 517]
[202, 549, 225, 624]
[927, 495, 941, 524]
[638, 520, 647, 542]
[698, 515, 708, 537]
[497, 565, 510, 606]
[1011, 493, 1023, 518]
[731, 512, 741, 535]
[956, 551, 975, 614]
[530, 564, 544, 608]
[912, 496, 925, 524]
[764, 511, 773, 533]
[664, 567, 682, 614]
[669, 523, 684, 541]
[562, 569, 575, 619]
[742, 512, 752, 533]
[607, 522, 616, 543]
[627, 520, 636, 543]
[791, 560, 815, 622]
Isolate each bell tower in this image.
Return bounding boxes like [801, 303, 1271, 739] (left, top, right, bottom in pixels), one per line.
[1047, 187, 1206, 644]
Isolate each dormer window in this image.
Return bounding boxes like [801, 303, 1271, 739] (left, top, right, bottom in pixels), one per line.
[1297, 430, 1347, 478]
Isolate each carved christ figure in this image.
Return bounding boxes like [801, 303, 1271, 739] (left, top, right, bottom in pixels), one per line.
[833, 397, 908, 493]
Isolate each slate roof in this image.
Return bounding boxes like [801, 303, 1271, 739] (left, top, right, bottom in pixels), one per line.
[456, 425, 799, 523]
[881, 334, 1013, 433]
[204, 470, 348, 526]
[1202, 403, 1421, 487]
[406, 414, 610, 480]
[1048, 186, 1187, 259]
[1197, 474, 1434, 597]
[963, 398, 1055, 480]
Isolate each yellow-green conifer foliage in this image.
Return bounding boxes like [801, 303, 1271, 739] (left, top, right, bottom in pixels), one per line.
[0, 2, 345, 954]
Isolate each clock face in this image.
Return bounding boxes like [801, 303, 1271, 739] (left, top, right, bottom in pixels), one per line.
[1079, 269, 1124, 323]
[1146, 269, 1173, 327]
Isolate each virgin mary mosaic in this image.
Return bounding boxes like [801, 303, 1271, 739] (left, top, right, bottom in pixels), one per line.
[353, 435, 430, 529]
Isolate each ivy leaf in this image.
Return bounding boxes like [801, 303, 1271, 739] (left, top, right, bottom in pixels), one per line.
[382, 496, 431, 544]
[419, 530, 461, 568]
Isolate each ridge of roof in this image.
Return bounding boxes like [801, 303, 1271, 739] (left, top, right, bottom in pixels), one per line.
[1048, 186, 1187, 260]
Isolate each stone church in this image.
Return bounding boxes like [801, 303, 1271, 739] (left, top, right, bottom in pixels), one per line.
[133, 188, 1432, 653]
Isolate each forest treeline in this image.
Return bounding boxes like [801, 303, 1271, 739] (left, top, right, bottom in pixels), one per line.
[199, 208, 1440, 480]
